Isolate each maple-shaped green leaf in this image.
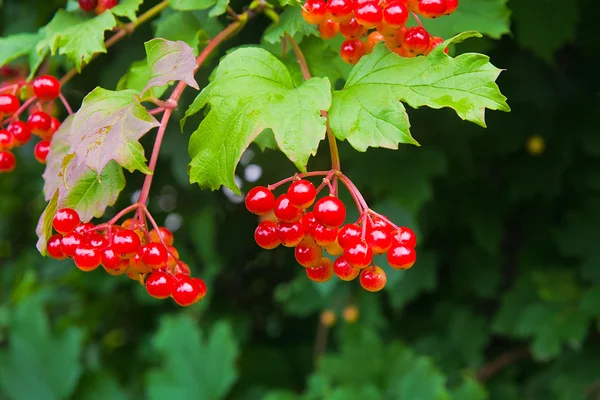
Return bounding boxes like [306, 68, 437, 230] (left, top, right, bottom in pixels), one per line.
[209, 0, 229, 17]
[35, 190, 59, 255]
[153, 10, 212, 55]
[69, 88, 159, 174]
[36, 10, 117, 72]
[329, 32, 509, 152]
[42, 115, 73, 201]
[0, 32, 40, 67]
[169, 0, 217, 10]
[118, 60, 170, 99]
[184, 47, 331, 193]
[109, 0, 144, 21]
[263, 7, 318, 44]
[142, 38, 199, 94]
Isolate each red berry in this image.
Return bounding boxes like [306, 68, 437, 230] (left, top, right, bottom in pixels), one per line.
[344, 241, 373, 268]
[112, 229, 141, 258]
[61, 232, 84, 257]
[146, 271, 174, 299]
[324, 239, 344, 256]
[191, 277, 207, 303]
[245, 186, 275, 215]
[53, 208, 81, 234]
[393, 45, 415, 58]
[301, 211, 317, 235]
[340, 39, 366, 65]
[254, 220, 281, 249]
[95, 0, 119, 13]
[78, 0, 98, 11]
[74, 222, 95, 235]
[87, 233, 107, 249]
[312, 224, 339, 246]
[172, 275, 201, 306]
[355, 3, 382, 28]
[391, 226, 417, 248]
[274, 194, 303, 223]
[337, 223, 362, 248]
[0, 130, 14, 151]
[7, 121, 31, 146]
[47, 234, 66, 259]
[46, 117, 61, 139]
[407, 0, 420, 12]
[174, 261, 191, 276]
[314, 196, 346, 228]
[27, 111, 52, 136]
[367, 216, 393, 234]
[295, 238, 323, 268]
[333, 255, 360, 281]
[366, 228, 392, 254]
[340, 18, 368, 40]
[277, 221, 304, 247]
[426, 36, 447, 54]
[141, 242, 168, 268]
[445, 0, 458, 14]
[101, 246, 126, 270]
[302, 0, 327, 24]
[402, 26, 431, 55]
[383, 1, 409, 28]
[73, 245, 101, 271]
[129, 249, 152, 273]
[32, 75, 60, 101]
[0, 151, 16, 173]
[319, 19, 340, 39]
[418, 0, 447, 18]
[34, 140, 51, 164]
[149, 227, 174, 246]
[365, 31, 385, 53]
[360, 266, 387, 292]
[0, 94, 20, 116]
[327, 0, 354, 23]
[287, 179, 317, 209]
[306, 257, 334, 282]
[387, 245, 416, 269]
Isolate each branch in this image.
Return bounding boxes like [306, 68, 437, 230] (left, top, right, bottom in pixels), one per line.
[475, 347, 531, 381]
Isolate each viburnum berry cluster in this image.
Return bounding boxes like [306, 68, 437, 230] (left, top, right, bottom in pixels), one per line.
[302, 0, 456, 64]
[46, 206, 207, 306]
[0, 74, 69, 173]
[78, 0, 119, 14]
[246, 171, 417, 292]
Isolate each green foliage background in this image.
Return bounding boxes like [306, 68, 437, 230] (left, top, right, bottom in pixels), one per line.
[2, 0, 600, 399]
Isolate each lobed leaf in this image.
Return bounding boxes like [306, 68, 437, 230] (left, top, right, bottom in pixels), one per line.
[35, 190, 59, 255]
[142, 38, 199, 94]
[169, 0, 217, 10]
[109, 0, 144, 21]
[0, 33, 40, 67]
[263, 7, 318, 44]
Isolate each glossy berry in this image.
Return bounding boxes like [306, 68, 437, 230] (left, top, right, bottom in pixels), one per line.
[167, 246, 180, 268]
[337, 223, 362, 248]
[365, 31, 385, 53]
[53, 208, 81, 234]
[172, 275, 201, 306]
[418, 0, 447, 18]
[391, 226, 417, 248]
[274, 194, 303, 223]
[149, 227, 174, 246]
[367, 216, 393, 234]
[360, 266, 387, 292]
[383, 2, 409, 28]
[402, 26, 431, 55]
[87, 233, 107, 249]
[324, 239, 344, 256]
[344, 241, 373, 268]
[0, 94, 20, 115]
[312, 224, 339, 246]
[175, 261, 191, 276]
[33, 75, 60, 101]
[306, 257, 334, 282]
[276, 221, 304, 247]
[0, 130, 14, 150]
[314, 196, 346, 228]
[0, 151, 15, 173]
[333, 256, 360, 281]
[47, 234, 66, 260]
[355, 3, 382, 28]
[74, 222, 95, 235]
[34, 140, 51, 164]
[326, 0, 354, 23]
[8, 121, 31, 145]
[46, 117, 61, 139]
[254, 220, 280, 249]
[245, 186, 275, 215]
[445, 0, 458, 14]
[426, 36, 447, 54]
[302, 0, 327, 24]
[96, 0, 119, 13]
[101, 246, 126, 270]
[78, 0, 98, 11]
[339, 18, 368, 40]
[146, 271, 174, 299]
[301, 211, 317, 235]
[191, 277, 208, 302]
[61, 232, 84, 257]
[127, 248, 151, 273]
[112, 229, 141, 258]
[142, 242, 168, 268]
[366, 228, 392, 254]
[387, 245, 416, 269]
[406, 0, 420, 12]
[73, 245, 101, 271]
[393, 46, 415, 58]
[27, 111, 52, 135]
[288, 179, 317, 209]
[295, 238, 323, 268]
[340, 39, 366, 65]
[318, 19, 340, 39]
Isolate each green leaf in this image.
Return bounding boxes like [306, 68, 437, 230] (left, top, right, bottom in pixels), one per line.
[142, 38, 199, 94]
[35, 190, 59, 255]
[153, 10, 210, 54]
[36, 10, 117, 72]
[146, 316, 239, 400]
[263, 7, 318, 44]
[69, 87, 160, 174]
[209, 0, 229, 17]
[0, 32, 40, 67]
[42, 115, 73, 201]
[169, 0, 217, 10]
[109, 0, 143, 21]
[117, 60, 170, 99]
[329, 32, 510, 152]
[185, 48, 331, 193]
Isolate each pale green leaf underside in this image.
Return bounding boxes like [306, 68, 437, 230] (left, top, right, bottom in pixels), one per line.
[36, 191, 59, 255]
[142, 38, 199, 94]
[117, 60, 170, 99]
[0, 33, 40, 67]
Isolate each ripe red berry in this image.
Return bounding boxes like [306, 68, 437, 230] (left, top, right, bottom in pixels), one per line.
[366, 228, 392, 254]
[383, 1, 409, 28]
[61, 232, 84, 257]
[340, 39, 366, 65]
[47, 234, 66, 260]
[100, 246, 126, 270]
[340, 18, 368, 39]
[387, 245, 416, 269]
[34, 140, 51, 164]
[324, 239, 344, 256]
[129, 248, 152, 273]
[367, 216, 393, 234]
[392, 46, 415, 58]
[254, 220, 280, 249]
[141, 242, 168, 268]
[0, 94, 20, 116]
[146, 271, 174, 299]
[46, 117, 61, 140]
[74, 222, 95, 235]
[87, 233, 107, 249]
[302, 211, 317, 235]
[287, 179, 317, 209]
[78, 0, 98, 11]
[327, 0, 354, 23]
[344, 241, 373, 268]
[426, 36, 447, 54]
[7, 121, 31, 146]
[337, 223, 362, 248]
[391, 226, 417, 248]
[149, 227, 174, 246]
[365, 31, 385, 53]
[245, 186, 275, 215]
[418, 0, 447, 18]
[295, 238, 323, 268]
[302, 0, 327, 24]
[0, 151, 16, 173]
[355, 3, 382, 28]
[312, 224, 339, 246]
[191, 277, 207, 303]
[319, 19, 340, 39]
[53, 208, 81, 234]
[73, 245, 101, 271]
[274, 194, 303, 223]
[360, 266, 387, 292]
[277, 221, 304, 247]
[314, 196, 346, 228]
[402, 26, 431, 55]
[406, 0, 420, 12]
[172, 275, 201, 306]
[27, 111, 52, 136]
[445, 0, 458, 14]
[95, 0, 119, 13]
[32, 75, 60, 101]
[333, 255, 360, 281]
[174, 261, 191, 276]
[112, 229, 141, 258]
[0, 130, 15, 151]
[306, 257, 334, 282]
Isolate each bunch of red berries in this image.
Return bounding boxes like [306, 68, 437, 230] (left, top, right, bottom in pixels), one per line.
[302, 0, 457, 64]
[246, 178, 417, 292]
[78, 0, 119, 13]
[0, 75, 64, 173]
[46, 207, 207, 306]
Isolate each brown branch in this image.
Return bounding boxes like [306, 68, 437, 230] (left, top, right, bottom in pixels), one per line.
[476, 347, 531, 381]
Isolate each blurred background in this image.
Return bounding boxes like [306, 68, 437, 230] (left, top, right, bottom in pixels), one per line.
[2, 0, 600, 399]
